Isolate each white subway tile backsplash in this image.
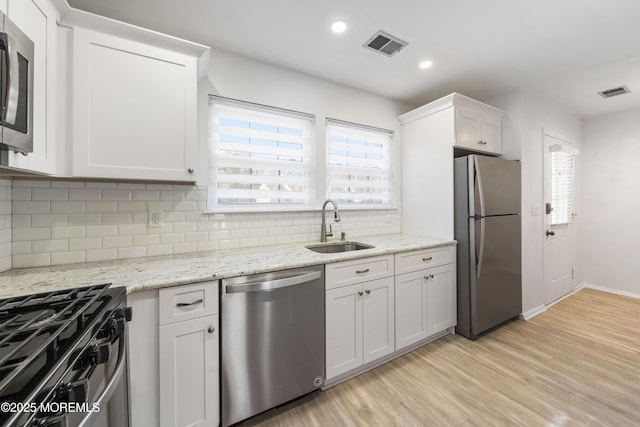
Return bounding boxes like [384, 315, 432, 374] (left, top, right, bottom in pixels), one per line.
[132, 190, 160, 201]
[51, 226, 86, 239]
[102, 213, 132, 225]
[86, 225, 118, 238]
[51, 251, 85, 265]
[87, 201, 117, 213]
[172, 242, 197, 254]
[69, 237, 102, 251]
[69, 189, 102, 201]
[32, 188, 68, 201]
[12, 241, 31, 255]
[117, 246, 146, 259]
[12, 214, 32, 228]
[117, 224, 146, 236]
[69, 214, 101, 226]
[13, 227, 51, 241]
[146, 244, 173, 257]
[32, 214, 68, 227]
[6, 178, 402, 270]
[13, 201, 50, 214]
[103, 236, 132, 249]
[33, 239, 69, 254]
[132, 234, 159, 247]
[86, 248, 117, 262]
[117, 201, 146, 212]
[51, 201, 86, 214]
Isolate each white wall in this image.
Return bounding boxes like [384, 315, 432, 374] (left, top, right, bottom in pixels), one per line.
[582, 108, 640, 295]
[489, 90, 583, 314]
[3, 50, 412, 271]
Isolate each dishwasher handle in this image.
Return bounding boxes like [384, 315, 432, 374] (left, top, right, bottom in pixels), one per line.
[225, 270, 322, 293]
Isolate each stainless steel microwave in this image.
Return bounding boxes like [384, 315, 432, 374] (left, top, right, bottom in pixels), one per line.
[0, 10, 34, 154]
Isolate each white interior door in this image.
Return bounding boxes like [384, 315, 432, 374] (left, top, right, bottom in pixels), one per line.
[543, 131, 577, 304]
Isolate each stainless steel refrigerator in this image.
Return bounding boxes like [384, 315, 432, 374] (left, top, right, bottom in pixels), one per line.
[454, 155, 522, 339]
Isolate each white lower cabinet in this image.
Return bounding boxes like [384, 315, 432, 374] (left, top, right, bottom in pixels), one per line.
[395, 247, 457, 351]
[158, 282, 219, 427]
[325, 255, 395, 381]
[159, 315, 219, 427]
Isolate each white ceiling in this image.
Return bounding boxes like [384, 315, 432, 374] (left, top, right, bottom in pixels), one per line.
[67, 0, 640, 118]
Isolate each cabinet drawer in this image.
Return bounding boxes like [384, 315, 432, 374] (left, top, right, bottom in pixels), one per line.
[395, 245, 455, 275]
[326, 255, 394, 290]
[159, 281, 219, 326]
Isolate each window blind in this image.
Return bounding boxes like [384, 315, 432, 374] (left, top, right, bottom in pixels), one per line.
[550, 150, 574, 225]
[209, 96, 315, 210]
[326, 119, 394, 207]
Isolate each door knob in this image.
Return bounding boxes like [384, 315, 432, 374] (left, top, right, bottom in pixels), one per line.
[546, 230, 555, 236]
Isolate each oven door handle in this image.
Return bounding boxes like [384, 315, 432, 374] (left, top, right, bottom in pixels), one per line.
[78, 331, 127, 427]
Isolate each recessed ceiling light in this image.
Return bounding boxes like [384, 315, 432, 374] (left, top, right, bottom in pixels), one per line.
[419, 60, 433, 69]
[331, 20, 348, 34]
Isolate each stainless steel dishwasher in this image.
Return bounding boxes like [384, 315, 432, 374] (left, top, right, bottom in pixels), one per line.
[221, 265, 325, 426]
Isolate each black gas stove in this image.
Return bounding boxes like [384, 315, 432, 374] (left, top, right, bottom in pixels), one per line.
[0, 284, 131, 427]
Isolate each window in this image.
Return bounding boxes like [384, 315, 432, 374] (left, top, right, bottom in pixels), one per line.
[550, 150, 575, 225]
[208, 96, 315, 211]
[326, 119, 394, 207]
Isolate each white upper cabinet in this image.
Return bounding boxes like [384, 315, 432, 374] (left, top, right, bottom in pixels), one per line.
[3, 0, 59, 174]
[454, 96, 503, 155]
[71, 27, 200, 181]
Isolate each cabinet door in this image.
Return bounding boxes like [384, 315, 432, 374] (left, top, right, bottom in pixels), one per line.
[395, 270, 428, 350]
[426, 264, 456, 336]
[326, 283, 362, 380]
[362, 277, 395, 364]
[72, 28, 197, 181]
[159, 315, 219, 427]
[455, 107, 502, 155]
[5, 0, 58, 174]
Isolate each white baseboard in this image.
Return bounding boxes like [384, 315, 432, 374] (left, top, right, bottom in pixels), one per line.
[520, 304, 546, 321]
[581, 282, 640, 299]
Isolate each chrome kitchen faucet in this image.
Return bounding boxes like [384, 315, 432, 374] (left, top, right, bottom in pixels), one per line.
[320, 199, 341, 242]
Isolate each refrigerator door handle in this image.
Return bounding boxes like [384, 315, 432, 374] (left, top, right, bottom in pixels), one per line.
[477, 217, 485, 279]
[474, 156, 486, 217]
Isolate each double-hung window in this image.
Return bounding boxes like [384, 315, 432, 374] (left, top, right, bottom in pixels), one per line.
[208, 96, 315, 211]
[326, 119, 394, 208]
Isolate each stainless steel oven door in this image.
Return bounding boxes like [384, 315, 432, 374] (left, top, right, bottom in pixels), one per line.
[32, 309, 130, 427]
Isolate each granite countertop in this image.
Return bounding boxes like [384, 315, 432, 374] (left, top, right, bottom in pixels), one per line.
[0, 234, 455, 299]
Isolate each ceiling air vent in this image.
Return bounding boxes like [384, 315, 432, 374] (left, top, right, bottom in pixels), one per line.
[363, 30, 408, 57]
[598, 85, 631, 98]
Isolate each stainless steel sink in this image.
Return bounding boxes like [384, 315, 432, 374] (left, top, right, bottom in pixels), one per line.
[305, 241, 374, 253]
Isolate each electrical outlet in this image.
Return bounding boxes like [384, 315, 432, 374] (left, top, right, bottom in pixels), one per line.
[149, 210, 163, 228]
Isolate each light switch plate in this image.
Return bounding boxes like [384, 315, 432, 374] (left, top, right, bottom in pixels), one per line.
[530, 205, 539, 216]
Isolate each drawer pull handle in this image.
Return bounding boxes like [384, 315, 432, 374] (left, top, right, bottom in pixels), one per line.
[365, 289, 371, 295]
[424, 274, 435, 280]
[208, 326, 216, 334]
[358, 291, 364, 296]
[478, 140, 488, 145]
[422, 257, 433, 262]
[355, 268, 370, 274]
[176, 298, 204, 307]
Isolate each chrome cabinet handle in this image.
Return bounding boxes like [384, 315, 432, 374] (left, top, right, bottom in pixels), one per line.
[358, 291, 364, 296]
[365, 289, 371, 295]
[355, 268, 370, 274]
[208, 326, 215, 334]
[176, 299, 203, 307]
[422, 257, 433, 262]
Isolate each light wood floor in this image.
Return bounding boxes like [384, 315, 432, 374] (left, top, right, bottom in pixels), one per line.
[243, 289, 640, 426]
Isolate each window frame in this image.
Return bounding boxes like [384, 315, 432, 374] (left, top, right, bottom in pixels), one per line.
[207, 95, 316, 213]
[325, 118, 395, 209]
